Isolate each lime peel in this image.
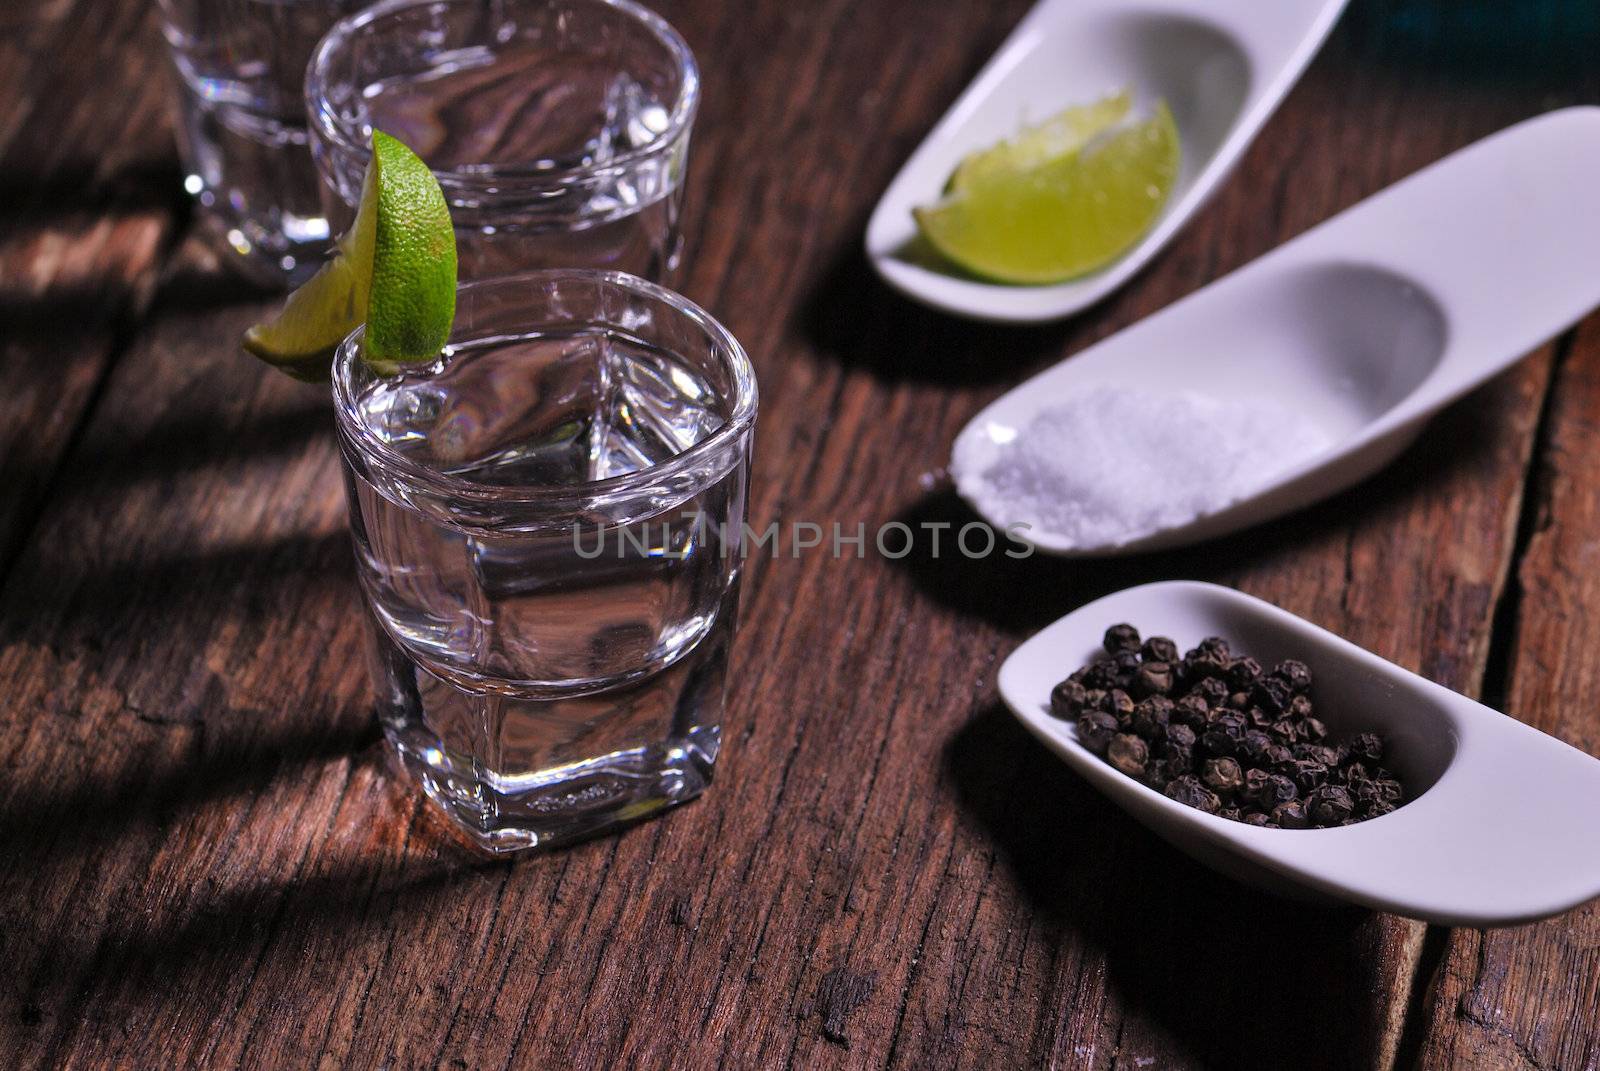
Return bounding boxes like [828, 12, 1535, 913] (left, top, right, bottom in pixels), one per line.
[242, 130, 457, 380]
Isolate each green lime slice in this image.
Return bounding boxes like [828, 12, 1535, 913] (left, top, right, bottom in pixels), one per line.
[243, 130, 457, 380]
[914, 101, 1180, 286]
[948, 88, 1131, 192]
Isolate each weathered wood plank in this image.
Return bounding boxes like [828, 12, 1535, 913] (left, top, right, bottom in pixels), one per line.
[0, 0, 177, 573]
[1415, 332, 1600, 1071]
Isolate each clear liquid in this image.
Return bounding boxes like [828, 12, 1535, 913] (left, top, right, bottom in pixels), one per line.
[337, 42, 686, 281]
[343, 331, 744, 850]
[158, 0, 356, 284]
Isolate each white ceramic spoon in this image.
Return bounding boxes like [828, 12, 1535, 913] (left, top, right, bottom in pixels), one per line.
[1000, 581, 1600, 925]
[866, 0, 1348, 322]
[952, 106, 1600, 557]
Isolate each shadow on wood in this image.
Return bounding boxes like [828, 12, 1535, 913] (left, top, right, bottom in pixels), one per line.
[9, 832, 507, 1055]
[796, 238, 1081, 387]
[3, 531, 356, 634]
[946, 702, 1391, 1070]
[0, 157, 186, 225]
[0, 700, 382, 877]
[49, 404, 333, 496]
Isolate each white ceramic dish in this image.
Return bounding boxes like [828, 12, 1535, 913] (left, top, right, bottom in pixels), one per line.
[952, 107, 1600, 557]
[999, 581, 1600, 926]
[866, 0, 1348, 322]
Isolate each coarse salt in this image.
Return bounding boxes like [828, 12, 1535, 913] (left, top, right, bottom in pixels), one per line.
[962, 384, 1332, 549]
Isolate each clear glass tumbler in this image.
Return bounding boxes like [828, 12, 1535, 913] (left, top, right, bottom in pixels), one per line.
[307, 0, 699, 282]
[156, 0, 365, 286]
[333, 270, 756, 851]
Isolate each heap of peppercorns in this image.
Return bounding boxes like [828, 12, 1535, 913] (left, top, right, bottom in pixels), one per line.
[1051, 623, 1405, 827]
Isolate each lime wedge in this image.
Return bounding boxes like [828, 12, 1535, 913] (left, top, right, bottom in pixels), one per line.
[948, 89, 1131, 192]
[243, 130, 457, 380]
[914, 101, 1180, 285]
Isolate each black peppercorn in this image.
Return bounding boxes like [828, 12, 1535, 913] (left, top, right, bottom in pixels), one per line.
[1076, 711, 1120, 755]
[1268, 718, 1300, 745]
[1305, 784, 1355, 826]
[1169, 695, 1206, 730]
[1273, 659, 1313, 692]
[1298, 744, 1344, 768]
[1165, 775, 1222, 814]
[1111, 649, 1142, 678]
[1054, 625, 1404, 828]
[1141, 636, 1179, 664]
[1081, 659, 1118, 689]
[1363, 799, 1398, 819]
[1186, 652, 1230, 680]
[1288, 759, 1329, 793]
[1162, 722, 1197, 750]
[1262, 743, 1294, 769]
[1200, 712, 1247, 756]
[1251, 676, 1292, 714]
[1104, 623, 1141, 653]
[1245, 706, 1276, 730]
[1239, 729, 1274, 764]
[1142, 759, 1171, 792]
[1272, 800, 1311, 829]
[1192, 677, 1229, 708]
[1050, 679, 1089, 720]
[1226, 656, 1263, 690]
[1202, 757, 1245, 799]
[1134, 661, 1174, 698]
[1101, 688, 1135, 724]
[1255, 772, 1298, 809]
[1131, 696, 1173, 739]
[1161, 723, 1197, 775]
[1348, 732, 1385, 763]
[1107, 734, 1148, 778]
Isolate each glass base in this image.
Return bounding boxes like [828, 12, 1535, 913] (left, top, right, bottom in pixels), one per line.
[365, 611, 730, 854]
[386, 724, 715, 853]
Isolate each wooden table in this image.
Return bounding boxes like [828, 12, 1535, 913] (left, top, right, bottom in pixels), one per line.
[5, 1, 1600, 1067]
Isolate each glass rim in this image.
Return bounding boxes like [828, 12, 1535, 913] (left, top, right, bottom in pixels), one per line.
[332, 269, 757, 516]
[305, 0, 701, 187]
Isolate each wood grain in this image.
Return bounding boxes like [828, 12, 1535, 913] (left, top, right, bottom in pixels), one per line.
[0, 0, 177, 571]
[2, 1, 1599, 1069]
[1415, 330, 1600, 1071]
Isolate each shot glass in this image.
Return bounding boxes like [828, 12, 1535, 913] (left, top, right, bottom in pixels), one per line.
[333, 270, 756, 851]
[156, 0, 364, 286]
[307, 0, 699, 282]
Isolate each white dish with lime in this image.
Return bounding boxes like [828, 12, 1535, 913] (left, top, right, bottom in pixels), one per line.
[951, 108, 1600, 556]
[866, 0, 1348, 321]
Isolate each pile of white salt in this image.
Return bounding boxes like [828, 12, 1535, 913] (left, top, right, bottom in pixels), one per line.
[962, 384, 1332, 549]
